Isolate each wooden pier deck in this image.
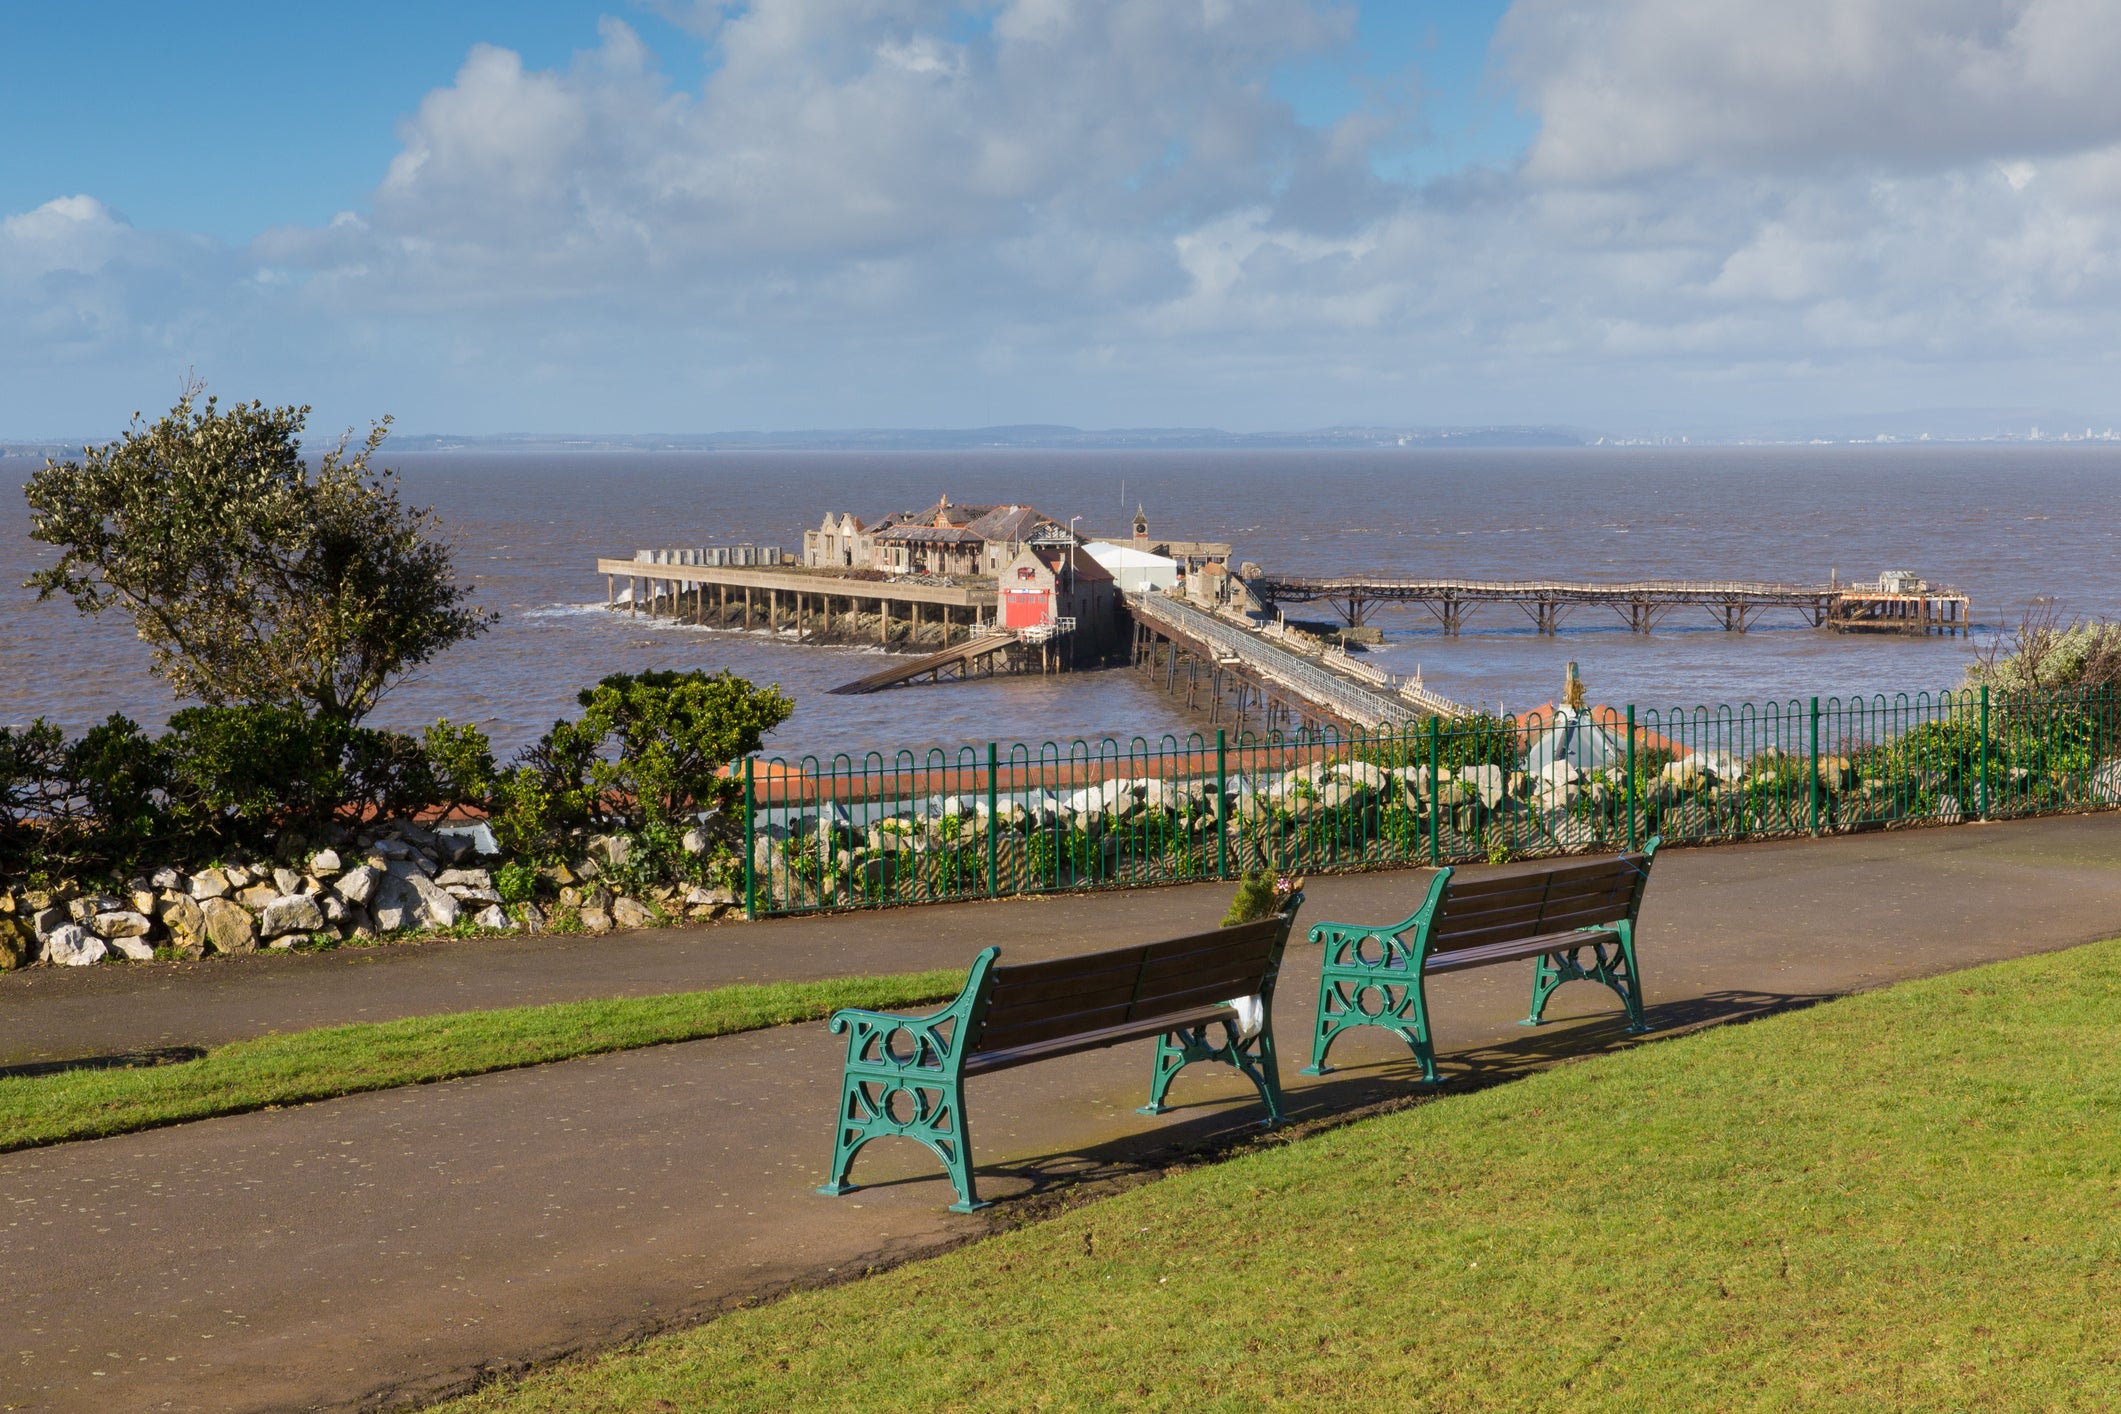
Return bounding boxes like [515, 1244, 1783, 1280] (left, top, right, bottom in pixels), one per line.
[595, 557, 999, 649]
[1248, 574, 1971, 637]
[1131, 593, 1425, 733]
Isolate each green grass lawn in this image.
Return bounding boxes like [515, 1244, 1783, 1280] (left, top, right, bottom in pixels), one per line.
[444, 939, 2121, 1412]
[0, 970, 959, 1152]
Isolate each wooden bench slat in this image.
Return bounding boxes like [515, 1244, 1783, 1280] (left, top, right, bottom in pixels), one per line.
[1537, 899, 1637, 932]
[991, 944, 1153, 987]
[984, 963, 1153, 1011]
[979, 981, 1144, 1031]
[1421, 928, 1616, 974]
[979, 962, 1270, 1048]
[1430, 898, 1552, 939]
[963, 1004, 1239, 1075]
[978, 1005, 1147, 1052]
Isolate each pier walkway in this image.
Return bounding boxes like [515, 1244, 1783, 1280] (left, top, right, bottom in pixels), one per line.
[595, 556, 998, 649]
[6, 816, 2121, 1412]
[1133, 593, 1421, 729]
[1250, 573, 1972, 636]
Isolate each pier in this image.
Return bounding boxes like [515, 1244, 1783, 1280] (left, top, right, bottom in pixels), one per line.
[1131, 594, 1433, 733]
[1247, 573, 1971, 637]
[597, 556, 1000, 650]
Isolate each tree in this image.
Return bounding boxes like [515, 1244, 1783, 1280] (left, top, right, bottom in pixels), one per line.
[23, 386, 494, 722]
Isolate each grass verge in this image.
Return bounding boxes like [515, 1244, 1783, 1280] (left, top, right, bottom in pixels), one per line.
[445, 939, 2121, 1411]
[0, 970, 959, 1153]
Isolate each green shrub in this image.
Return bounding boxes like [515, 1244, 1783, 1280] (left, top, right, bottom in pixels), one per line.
[160, 705, 434, 854]
[422, 719, 497, 817]
[0, 719, 72, 877]
[494, 860, 541, 905]
[576, 670, 794, 830]
[65, 714, 172, 868]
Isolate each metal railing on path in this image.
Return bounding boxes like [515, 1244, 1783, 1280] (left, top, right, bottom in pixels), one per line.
[736, 683, 2121, 917]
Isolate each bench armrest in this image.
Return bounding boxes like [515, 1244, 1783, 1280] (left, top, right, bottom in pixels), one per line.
[1306, 871, 1449, 971]
[827, 946, 999, 1077]
[1308, 917, 1421, 972]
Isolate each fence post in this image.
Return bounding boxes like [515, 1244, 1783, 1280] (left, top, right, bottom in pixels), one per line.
[1216, 728, 1229, 880]
[1978, 684, 1991, 820]
[742, 755, 757, 920]
[1808, 696, 1822, 838]
[1427, 715, 1441, 866]
[1625, 705, 1638, 852]
[986, 740, 1000, 898]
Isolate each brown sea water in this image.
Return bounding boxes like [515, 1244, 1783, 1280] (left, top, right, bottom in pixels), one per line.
[3, 447, 2112, 759]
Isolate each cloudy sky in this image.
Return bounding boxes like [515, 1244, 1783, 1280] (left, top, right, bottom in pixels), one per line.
[5, 0, 2119, 437]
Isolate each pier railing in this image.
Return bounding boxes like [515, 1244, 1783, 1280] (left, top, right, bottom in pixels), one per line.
[736, 683, 2121, 916]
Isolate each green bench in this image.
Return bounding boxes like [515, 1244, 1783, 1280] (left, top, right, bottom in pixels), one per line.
[818, 896, 1304, 1212]
[1305, 839, 1661, 1083]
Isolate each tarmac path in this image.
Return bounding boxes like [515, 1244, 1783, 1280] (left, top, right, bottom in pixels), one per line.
[6, 815, 2121, 1412]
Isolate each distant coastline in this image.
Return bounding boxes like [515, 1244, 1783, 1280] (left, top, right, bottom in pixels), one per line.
[9, 408, 2118, 457]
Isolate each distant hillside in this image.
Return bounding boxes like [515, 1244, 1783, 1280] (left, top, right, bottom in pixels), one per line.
[383, 424, 1594, 452]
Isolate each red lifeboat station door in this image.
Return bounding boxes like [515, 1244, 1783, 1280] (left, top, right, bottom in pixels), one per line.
[1003, 589, 1050, 629]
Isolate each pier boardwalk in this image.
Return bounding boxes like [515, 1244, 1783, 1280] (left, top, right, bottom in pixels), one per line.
[599, 555, 1000, 649]
[1249, 571, 1972, 637]
[1132, 593, 1429, 733]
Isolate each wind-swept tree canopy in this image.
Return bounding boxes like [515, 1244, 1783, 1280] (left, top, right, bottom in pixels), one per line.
[23, 387, 494, 723]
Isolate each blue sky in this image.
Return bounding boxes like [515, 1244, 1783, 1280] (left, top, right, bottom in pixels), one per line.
[5, 1, 2119, 437]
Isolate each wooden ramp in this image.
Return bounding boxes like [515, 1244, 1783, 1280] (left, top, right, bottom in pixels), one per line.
[827, 632, 1021, 695]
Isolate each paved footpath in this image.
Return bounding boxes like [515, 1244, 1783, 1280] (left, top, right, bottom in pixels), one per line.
[7, 816, 2121, 1412]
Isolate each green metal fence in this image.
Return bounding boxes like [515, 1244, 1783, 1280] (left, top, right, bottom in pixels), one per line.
[740, 685, 2121, 917]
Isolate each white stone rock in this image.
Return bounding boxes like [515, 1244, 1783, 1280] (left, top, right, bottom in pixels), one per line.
[680, 827, 710, 854]
[372, 838, 413, 860]
[1334, 760, 1389, 791]
[189, 868, 231, 900]
[308, 848, 343, 876]
[436, 868, 492, 890]
[105, 934, 156, 961]
[446, 886, 502, 905]
[92, 910, 152, 940]
[473, 904, 512, 930]
[371, 871, 460, 932]
[44, 925, 105, 967]
[222, 865, 254, 888]
[259, 895, 325, 937]
[150, 866, 187, 892]
[333, 864, 383, 906]
[1457, 764, 1507, 809]
[70, 895, 123, 924]
[272, 867, 303, 896]
[1308, 779, 1348, 809]
[31, 906, 70, 941]
[611, 896, 656, 929]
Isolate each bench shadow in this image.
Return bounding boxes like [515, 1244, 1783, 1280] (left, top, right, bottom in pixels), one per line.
[0, 1045, 207, 1081]
[963, 988, 1835, 1213]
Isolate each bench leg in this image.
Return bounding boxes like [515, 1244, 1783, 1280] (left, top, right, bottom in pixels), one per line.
[817, 1074, 988, 1213]
[1521, 924, 1648, 1035]
[1306, 976, 1440, 1083]
[1140, 1020, 1287, 1126]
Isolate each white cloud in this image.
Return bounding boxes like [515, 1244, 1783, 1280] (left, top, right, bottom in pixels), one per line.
[11, 0, 2121, 435]
[1503, 0, 2121, 182]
